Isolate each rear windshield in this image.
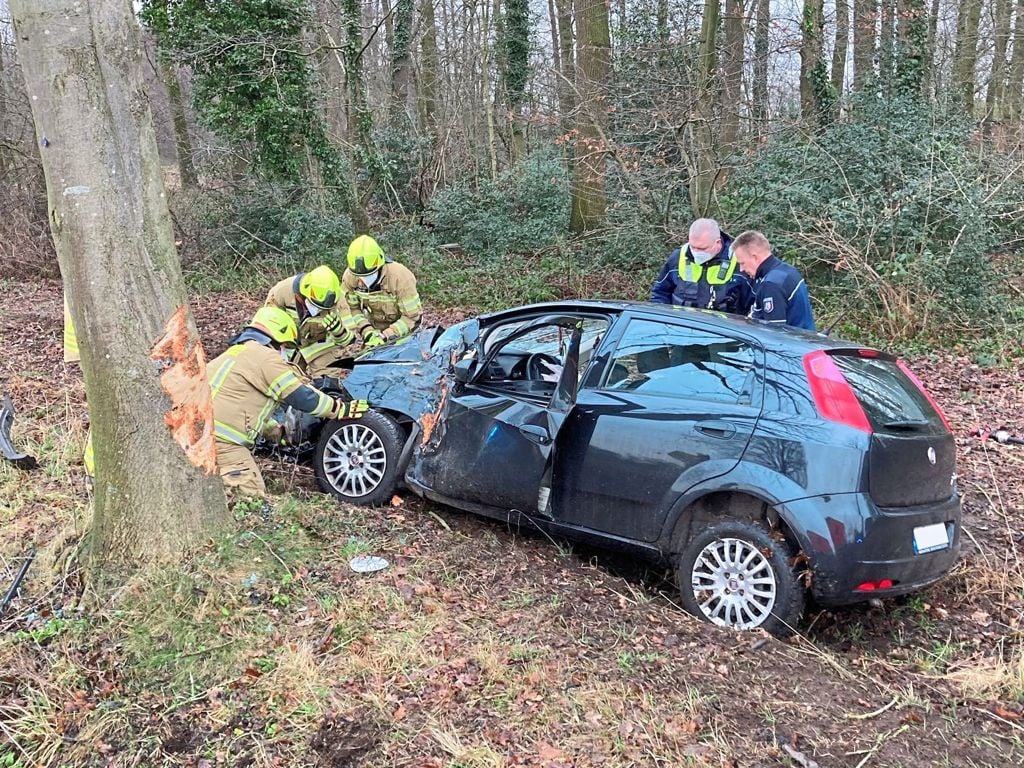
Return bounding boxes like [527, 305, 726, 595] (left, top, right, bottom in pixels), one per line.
[831, 354, 945, 433]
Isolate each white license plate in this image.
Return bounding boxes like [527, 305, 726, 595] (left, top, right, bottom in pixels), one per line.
[913, 523, 949, 554]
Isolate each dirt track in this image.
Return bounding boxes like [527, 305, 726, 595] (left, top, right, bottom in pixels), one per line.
[1, 279, 1023, 767]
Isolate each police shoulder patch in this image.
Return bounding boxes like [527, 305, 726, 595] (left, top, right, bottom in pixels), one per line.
[763, 296, 774, 314]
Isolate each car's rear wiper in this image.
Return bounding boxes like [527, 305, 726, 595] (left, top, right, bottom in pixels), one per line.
[882, 419, 931, 431]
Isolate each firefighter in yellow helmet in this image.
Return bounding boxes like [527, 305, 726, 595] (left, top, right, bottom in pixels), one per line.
[265, 265, 352, 377]
[340, 235, 422, 349]
[207, 306, 368, 498]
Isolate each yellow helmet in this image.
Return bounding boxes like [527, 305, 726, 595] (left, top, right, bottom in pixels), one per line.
[298, 265, 341, 309]
[346, 235, 385, 276]
[250, 306, 298, 346]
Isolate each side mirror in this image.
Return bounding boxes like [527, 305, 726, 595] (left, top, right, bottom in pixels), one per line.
[453, 357, 477, 384]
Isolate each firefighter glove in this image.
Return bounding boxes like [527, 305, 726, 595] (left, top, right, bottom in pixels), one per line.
[330, 398, 369, 420]
[364, 330, 386, 349]
[322, 312, 342, 336]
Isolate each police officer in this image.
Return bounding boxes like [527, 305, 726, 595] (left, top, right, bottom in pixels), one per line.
[650, 218, 752, 314]
[731, 230, 816, 331]
[266, 264, 352, 377]
[207, 306, 368, 498]
[339, 235, 423, 348]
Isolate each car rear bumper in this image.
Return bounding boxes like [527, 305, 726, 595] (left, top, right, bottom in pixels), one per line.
[776, 492, 961, 606]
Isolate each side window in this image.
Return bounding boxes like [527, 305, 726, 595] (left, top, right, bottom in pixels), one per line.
[477, 317, 608, 386]
[603, 319, 757, 403]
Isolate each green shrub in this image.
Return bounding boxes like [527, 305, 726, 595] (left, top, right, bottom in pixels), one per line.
[424, 150, 570, 256]
[722, 92, 1024, 342]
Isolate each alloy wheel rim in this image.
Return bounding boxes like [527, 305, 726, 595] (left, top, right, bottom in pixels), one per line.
[690, 537, 777, 629]
[322, 423, 388, 498]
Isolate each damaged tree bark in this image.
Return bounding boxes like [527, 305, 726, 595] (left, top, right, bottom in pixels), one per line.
[11, 0, 229, 572]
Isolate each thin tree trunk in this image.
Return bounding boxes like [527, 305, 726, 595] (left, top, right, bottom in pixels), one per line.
[752, 0, 770, 131]
[952, 0, 982, 109]
[548, 0, 562, 92]
[555, 0, 576, 131]
[853, 0, 876, 89]
[690, 0, 719, 216]
[922, 0, 940, 97]
[11, 0, 228, 571]
[721, 0, 745, 153]
[342, 0, 371, 229]
[987, 0, 1013, 118]
[800, 0, 828, 127]
[657, 0, 669, 43]
[831, 0, 850, 98]
[879, 0, 894, 84]
[1009, 0, 1024, 120]
[482, 0, 499, 179]
[159, 62, 196, 187]
[570, 0, 611, 231]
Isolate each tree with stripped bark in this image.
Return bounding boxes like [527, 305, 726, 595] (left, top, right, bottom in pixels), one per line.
[10, 0, 229, 572]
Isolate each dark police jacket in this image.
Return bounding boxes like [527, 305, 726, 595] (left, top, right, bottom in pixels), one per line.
[749, 255, 816, 331]
[649, 234, 753, 315]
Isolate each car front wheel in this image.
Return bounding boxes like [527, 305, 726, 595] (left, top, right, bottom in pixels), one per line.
[314, 410, 404, 506]
[677, 521, 805, 637]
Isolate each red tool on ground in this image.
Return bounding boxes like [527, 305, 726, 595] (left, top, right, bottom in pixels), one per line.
[970, 426, 1024, 445]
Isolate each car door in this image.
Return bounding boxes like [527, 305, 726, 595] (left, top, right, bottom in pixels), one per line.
[549, 315, 764, 543]
[413, 314, 606, 514]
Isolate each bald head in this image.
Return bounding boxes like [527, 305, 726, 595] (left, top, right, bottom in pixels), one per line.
[732, 230, 772, 277]
[687, 218, 724, 261]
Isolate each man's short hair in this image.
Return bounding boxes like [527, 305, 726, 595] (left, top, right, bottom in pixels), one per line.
[733, 230, 771, 254]
[689, 218, 721, 242]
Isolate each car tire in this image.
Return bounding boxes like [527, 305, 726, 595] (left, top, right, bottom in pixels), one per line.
[676, 520, 805, 637]
[314, 410, 404, 507]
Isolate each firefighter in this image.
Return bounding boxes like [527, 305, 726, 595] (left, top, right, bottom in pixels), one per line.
[339, 235, 423, 349]
[208, 306, 368, 498]
[265, 265, 352, 377]
[649, 218, 753, 315]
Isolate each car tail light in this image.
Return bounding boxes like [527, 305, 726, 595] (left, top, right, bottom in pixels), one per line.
[896, 359, 952, 431]
[856, 579, 895, 591]
[802, 351, 872, 433]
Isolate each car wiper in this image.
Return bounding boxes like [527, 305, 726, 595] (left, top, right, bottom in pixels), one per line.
[882, 419, 931, 431]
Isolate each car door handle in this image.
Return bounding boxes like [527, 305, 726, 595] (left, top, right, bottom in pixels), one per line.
[695, 421, 736, 439]
[519, 424, 551, 445]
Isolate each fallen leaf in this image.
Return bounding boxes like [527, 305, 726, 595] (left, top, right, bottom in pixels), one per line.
[994, 705, 1021, 721]
[391, 495, 404, 507]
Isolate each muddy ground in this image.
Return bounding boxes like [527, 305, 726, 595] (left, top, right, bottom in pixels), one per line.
[1, 279, 1022, 767]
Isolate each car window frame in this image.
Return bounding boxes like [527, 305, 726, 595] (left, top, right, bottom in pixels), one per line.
[589, 312, 766, 407]
[470, 311, 615, 403]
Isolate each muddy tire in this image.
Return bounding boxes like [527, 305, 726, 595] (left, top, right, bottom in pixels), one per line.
[314, 410, 404, 507]
[677, 521, 805, 638]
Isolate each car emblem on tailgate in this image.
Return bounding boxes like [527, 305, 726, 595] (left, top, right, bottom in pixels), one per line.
[927, 447, 936, 465]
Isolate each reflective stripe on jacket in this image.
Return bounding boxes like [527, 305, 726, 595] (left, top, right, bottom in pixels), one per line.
[339, 261, 422, 339]
[206, 340, 333, 446]
[266, 274, 346, 360]
[649, 234, 753, 315]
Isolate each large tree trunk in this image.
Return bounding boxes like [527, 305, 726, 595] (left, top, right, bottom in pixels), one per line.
[752, 0, 770, 132]
[570, 0, 610, 232]
[390, 0, 415, 127]
[502, 0, 530, 163]
[852, 0, 876, 89]
[986, 0, 1013, 118]
[720, 0, 745, 153]
[160, 61, 197, 188]
[11, 0, 228, 571]
[831, 0, 850, 98]
[1008, 0, 1024, 120]
[895, 0, 927, 95]
[690, 0, 719, 216]
[952, 0, 982, 109]
[799, 0, 829, 127]
[420, 0, 440, 138]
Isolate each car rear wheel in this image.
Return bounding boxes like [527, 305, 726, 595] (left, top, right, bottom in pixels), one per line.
[677, 521, 805, 637]
[314, 410, 404, 506]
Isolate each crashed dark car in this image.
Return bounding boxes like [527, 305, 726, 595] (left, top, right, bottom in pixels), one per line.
[287, 301, 960, 635]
